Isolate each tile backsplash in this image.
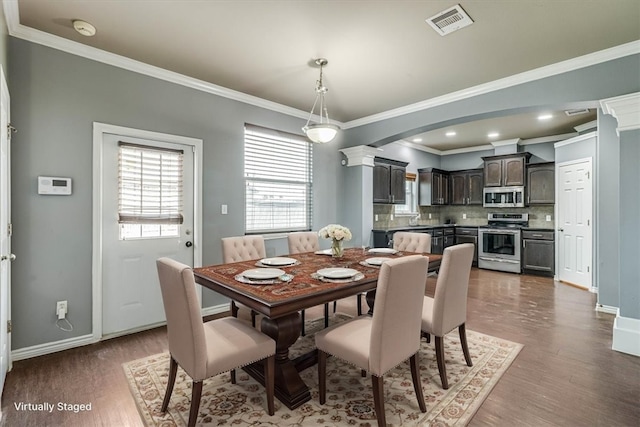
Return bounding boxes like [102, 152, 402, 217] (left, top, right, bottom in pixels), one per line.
[373, 204, 555, 229]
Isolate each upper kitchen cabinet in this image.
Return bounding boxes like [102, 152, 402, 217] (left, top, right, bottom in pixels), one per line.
[482, 152, 532, 187]
[450, 169, 483, 205]
[418, 168, 449, 206]
[527, 162, 555, 205]
[373, 157, 408, 204]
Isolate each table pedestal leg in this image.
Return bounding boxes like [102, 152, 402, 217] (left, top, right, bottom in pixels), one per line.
[244, 312, 310, 409]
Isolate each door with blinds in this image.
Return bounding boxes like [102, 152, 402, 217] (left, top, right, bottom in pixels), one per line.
[101, 133, 195, 336]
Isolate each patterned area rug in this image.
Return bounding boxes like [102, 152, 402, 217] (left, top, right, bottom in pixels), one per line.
[123, 314, 522, 426]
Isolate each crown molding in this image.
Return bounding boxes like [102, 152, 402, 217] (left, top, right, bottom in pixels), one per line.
[519, 133, 577, 145]
[554, 131, 597, 149]
[490, 138, 520, 147]
[2, 0, 322, 123]
[4, 0, 639, 132]
[574, 120, 597, 133]
[339, 145, 381, 167]
[343, 40, 640, 130]
[600, 92, 640, 135]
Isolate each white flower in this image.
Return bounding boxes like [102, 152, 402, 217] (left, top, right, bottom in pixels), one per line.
[318, 224, 352, 241]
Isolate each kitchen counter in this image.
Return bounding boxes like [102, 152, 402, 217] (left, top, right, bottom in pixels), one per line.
[372, 224, 460, 232]
[522, 227, 555, 232]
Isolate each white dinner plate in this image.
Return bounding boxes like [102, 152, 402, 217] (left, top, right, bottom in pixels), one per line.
[317, 267, 359, 279]
[314, 249, 333, 255]
[260, 257, 297, 266]
[365, 257, 389, 266]
[368, 248, 397, 254]
[241, 268, 286, 280]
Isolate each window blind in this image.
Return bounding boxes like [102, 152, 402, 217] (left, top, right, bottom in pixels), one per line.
[244, 124, 313, 233]
[118, 142, 184, 224]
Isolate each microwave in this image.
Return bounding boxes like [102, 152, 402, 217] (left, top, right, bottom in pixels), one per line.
[483, 186, 525, 208]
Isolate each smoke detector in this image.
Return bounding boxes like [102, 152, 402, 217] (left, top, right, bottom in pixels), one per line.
[73, 19, 96, 37]
[426, 4, 474, 36]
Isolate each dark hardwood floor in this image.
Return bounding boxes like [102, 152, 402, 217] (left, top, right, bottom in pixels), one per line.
[1, 268, 639, 426]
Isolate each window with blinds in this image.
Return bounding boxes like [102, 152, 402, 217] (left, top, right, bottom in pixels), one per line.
[244, 124, 313, 233]
[118, 142, 184, 239]
[395, 173, 418, 215]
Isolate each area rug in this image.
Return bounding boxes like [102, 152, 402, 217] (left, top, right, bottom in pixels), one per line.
[123, 314, 522, 426]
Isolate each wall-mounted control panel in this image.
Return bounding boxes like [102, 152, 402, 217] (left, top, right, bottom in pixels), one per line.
[38, 176, 72, 195]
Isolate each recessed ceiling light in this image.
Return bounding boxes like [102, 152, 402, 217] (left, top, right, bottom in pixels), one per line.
[538, 114, 553, 120]
[412, 138, 423, 143]
[73, 19, 96, 37]
[445, 131, 456, 137]
[487, 132, 500, 138]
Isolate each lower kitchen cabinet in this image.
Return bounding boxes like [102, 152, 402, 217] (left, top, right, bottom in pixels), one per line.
[522, 230, 554, 276]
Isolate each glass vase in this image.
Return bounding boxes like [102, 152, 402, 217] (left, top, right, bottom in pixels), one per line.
[331, 238, 344, 258]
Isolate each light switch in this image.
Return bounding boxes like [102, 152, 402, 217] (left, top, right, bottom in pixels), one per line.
[221, 204, 228, 215]
[546, 215, 551, 221]
[375, 214, 379, 221]
[463, 213, 467, 219]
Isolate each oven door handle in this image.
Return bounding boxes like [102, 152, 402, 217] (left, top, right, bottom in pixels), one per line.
[479, 256, 520, 264]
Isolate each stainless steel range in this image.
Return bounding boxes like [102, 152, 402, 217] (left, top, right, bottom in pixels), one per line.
[478, 213, 528, 273]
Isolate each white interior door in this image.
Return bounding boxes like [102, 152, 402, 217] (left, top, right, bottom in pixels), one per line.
[0, 67, 12, 401]
[101, 133, 196, 336]
[557, 159, 593, 289]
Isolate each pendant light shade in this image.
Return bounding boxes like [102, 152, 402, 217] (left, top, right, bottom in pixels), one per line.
[303, 58, 340, 143]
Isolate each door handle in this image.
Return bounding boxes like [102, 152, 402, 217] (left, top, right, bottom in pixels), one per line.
[557, 228, 564, 232]
[185, 241, 193, 248]
[1, 254, 15, 261]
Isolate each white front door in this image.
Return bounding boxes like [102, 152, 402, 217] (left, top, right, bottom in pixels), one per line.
[0, 67, 12, 400]
[100, 132, 197, 336]
[557, 158, 593, 289]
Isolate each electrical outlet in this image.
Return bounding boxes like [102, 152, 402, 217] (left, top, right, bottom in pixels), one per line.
[428, 213, 432, 219]
[56, 300, 67, 320]
[390, 214, 394, 221]
[375, 214, 378, 221]
[221, 204, 228, 215]
[463, 213, 467, 219]
[546, 215, 552, 221]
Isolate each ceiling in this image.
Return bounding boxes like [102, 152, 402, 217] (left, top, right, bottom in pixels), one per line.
[11, 1, 640, 151]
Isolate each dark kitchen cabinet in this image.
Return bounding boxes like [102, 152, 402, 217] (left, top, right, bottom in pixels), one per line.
[483, 153, 532, 187]
[455, 227, 478, 266]
[373, 157, 408, 204]
[418, 168, 449, 206]
[522, 230, 554, 276]
[527, 162, 555, 205]
[429, 228, 444, 254]
[443, 227, 455, 249]
[450, 169, 483, 205]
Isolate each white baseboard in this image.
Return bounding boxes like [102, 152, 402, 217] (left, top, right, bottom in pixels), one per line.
[201, 303, 230, 317]
[612, 314, 640, 357]
[11, 334, 96, 361]
[595, 304, 619, 315]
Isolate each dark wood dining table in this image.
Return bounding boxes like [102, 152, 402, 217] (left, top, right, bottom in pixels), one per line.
[193, 247, 442, 409]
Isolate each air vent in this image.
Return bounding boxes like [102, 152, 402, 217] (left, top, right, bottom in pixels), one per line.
[564, 108, 590, 116]
[426, 4, 474, 36]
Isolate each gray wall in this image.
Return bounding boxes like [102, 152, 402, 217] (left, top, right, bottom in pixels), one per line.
[440, 149, 490, 171]
[0, 7, 7, 76]
[596, 113, 620, 308]
[376, 142, 441, 173]
[8, 38, 340, 349]
[618, 128, 640, 319]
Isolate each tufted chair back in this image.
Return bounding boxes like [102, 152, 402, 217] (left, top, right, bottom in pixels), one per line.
[393, 231, 432, 253]
[221, 235, 266, 262]
[287, 231, 320, 254]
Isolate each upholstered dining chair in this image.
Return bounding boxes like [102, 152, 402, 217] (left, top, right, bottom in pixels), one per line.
[315, 255, 429, 427]
[356, 231, 432, 315]
[221, 235, 266, 327]
[287, 231, 334, 335]
[392, 231, 432, 253]
[156, 258, 276, 427]
[421, 243, 475, 389]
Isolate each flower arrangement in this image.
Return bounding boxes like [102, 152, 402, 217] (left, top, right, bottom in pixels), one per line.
[318, 224, 352, 241]
[318, 224, 352, 258]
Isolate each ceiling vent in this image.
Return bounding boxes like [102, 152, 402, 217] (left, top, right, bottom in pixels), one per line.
[426, 4, 474, 36]
[564, 108, 590, 116]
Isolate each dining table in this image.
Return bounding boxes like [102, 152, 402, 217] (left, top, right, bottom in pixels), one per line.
[193, 247, 442, 409]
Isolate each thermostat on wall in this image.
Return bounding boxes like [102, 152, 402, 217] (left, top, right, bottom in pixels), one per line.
[38, 176, 72, 195]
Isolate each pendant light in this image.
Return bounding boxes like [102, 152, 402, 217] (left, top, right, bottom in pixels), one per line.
[302, 58, 340, 143]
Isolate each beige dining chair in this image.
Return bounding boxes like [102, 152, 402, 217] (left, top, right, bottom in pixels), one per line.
[393, 231, 432, 253]
[421, 243, 475, 389]
[156, 258, 276, 427]
[356, 231, 432, 315]
[315, 255, 428, 427]
[287, 231, 334, 335]
[221, 235, 266, 327]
